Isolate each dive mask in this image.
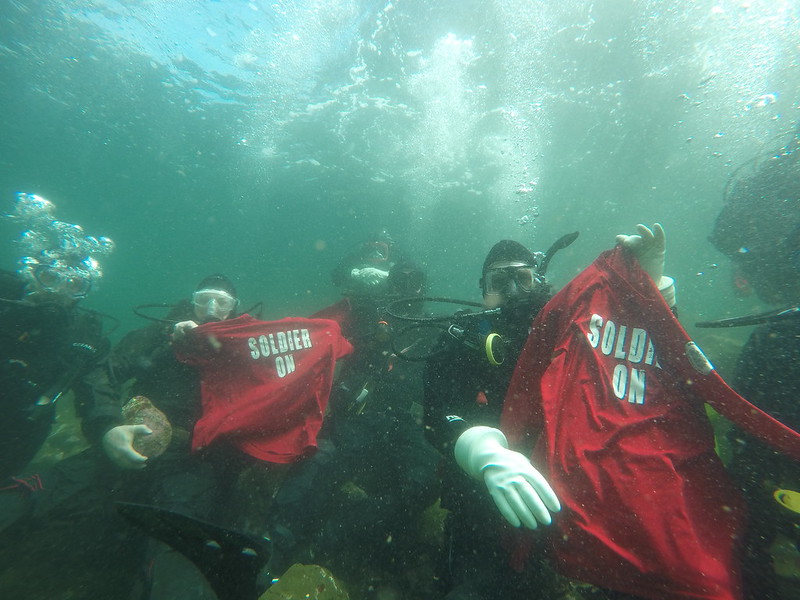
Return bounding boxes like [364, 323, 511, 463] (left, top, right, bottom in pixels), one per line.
[33, 265, 92, 298]
[483, 264, 539, 295]
[364, 241, 390, 264]
[192, 289, 238, 321]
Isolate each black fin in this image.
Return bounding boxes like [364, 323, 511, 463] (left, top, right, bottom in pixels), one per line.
[117, 502, 271, 600]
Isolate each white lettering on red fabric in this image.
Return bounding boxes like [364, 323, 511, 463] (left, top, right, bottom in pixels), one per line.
[275, 353, 296, 377]
[587, 313, 603, 348]
[586, 313, 660, 404]
[277, 332, 289, 353]
[247, 328, 315, 379]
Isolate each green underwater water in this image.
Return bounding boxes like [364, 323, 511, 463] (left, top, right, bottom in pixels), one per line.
[2, 0, 800, 598]
[1, 0, 798, 342]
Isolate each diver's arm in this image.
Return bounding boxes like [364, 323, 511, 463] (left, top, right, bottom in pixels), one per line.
[422, 345, 474, 457]
[454, 425, 560, 529]
[75, 363, 125, 445]
[77, 321, 172, 446]
[68, 315, 123, 445]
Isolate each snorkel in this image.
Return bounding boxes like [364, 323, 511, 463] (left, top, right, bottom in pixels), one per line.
[384, 231, 579, 363]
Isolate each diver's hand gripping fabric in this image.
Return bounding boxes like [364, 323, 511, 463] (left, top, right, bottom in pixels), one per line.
[615, 223, 676, 306]
[173, 320, 199, 341]
[455, 426, 561, 529]
[615, 223, 666, 284]
[102, 424, 151, 470]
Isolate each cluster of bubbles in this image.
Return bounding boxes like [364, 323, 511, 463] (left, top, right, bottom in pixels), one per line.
[5, 192, 115, 298]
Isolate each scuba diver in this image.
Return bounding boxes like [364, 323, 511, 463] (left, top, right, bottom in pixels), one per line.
[104, 274, 242, 469]
[108, 274, 353, 600]
[707, 130, 800, 599]
[265, 253, 441, 598]
[0, 274, 252, 600]
[452, 220, 800, 600]
[330, 228, 402, 296]
[107, 274, 250, 600]
[0, 192, 116, 480]
[422, 234, 574, 599]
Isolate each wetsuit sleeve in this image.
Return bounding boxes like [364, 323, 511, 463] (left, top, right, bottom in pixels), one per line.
[70, 314, 124, 444]
[732, 323, 800, 429]
[422, 339, 472, 457]
[76, 321, 173, 445]
[310, 299, 354, 336]
[732, 327, 774, 405]
[331, 252, 362, 287]
[75, 363, 123, 444]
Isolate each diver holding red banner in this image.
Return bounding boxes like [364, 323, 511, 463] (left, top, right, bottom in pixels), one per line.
[173, 314, 352, 463]
[453, 224, 800, 600]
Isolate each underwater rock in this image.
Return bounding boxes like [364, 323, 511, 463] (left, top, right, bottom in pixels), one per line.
[122, 395, 172, 458]
[259, 563, 349, 600]
[415, 498, 448, 549]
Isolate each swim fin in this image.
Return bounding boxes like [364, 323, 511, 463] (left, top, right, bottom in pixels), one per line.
[117, 502, 271, 600]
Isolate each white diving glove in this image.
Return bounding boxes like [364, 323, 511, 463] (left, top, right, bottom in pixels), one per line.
[455, 426, 560, 529]
[615, 223, 676, 307]
[350, 267, 389, 287]
[172, 320, 199, 341]
[102, 424, 151, 470]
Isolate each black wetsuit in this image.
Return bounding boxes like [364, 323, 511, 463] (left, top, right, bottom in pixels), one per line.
[0, 301, 236, 600]
[268, 294, 440, 588]
[0, 270, 115, 480]
[422, 306, 536, 600]
[423, 295, 650, 600]
[728, 319, 800, 599]
[332, 301, 439, 568]
[107, 302, 255, 599]
[107, 302, 203, 433]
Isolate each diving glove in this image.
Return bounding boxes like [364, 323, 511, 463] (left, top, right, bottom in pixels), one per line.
[350, 267, 389, 287]
[616, 223, 676, 307]
[172, 320, 199, 341]
[455, 426, 560, 529]
[102, 424, 150, 470]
